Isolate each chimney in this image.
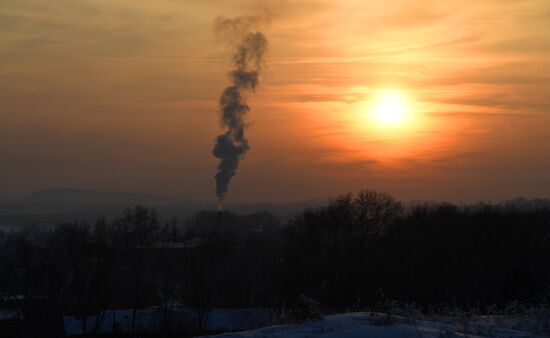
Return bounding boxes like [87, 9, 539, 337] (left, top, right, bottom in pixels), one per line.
[217, 210, 222, 228]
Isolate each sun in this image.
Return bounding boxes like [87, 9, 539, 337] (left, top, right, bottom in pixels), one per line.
[345, 87, 433, 161]
[351, 87, 422, 141]
[371, 90, 410, 127]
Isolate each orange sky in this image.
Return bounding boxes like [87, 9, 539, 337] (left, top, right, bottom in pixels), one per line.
[1, 0, 550, 203]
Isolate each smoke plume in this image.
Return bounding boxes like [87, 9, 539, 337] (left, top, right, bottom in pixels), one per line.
[212, 16, 268, 206]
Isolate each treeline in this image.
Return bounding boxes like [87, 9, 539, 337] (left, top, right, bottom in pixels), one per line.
[281, 191, 550, 312]
[0, 207, 280, 335]
[1, 190, 550, 333]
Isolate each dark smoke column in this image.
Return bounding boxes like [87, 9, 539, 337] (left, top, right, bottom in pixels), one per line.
[212, 16, 268, 208]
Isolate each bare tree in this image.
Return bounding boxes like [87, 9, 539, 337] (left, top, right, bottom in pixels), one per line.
[156, 220, 185, 337]
[283, 190, 403, 310]
[188, 234, 228, 334]
[111, 206, 160, 336]
[52, 221, 115, 335]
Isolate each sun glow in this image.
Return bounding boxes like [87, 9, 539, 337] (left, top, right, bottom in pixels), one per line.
[338, 87, 437, 161]
[371, 90, 410, 127]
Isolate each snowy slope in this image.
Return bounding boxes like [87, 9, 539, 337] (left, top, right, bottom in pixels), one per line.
[207, 312, 545, 338]
[64, 308, 270, 335]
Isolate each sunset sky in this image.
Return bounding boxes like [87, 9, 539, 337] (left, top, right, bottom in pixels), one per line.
[2, 0, 550, 203]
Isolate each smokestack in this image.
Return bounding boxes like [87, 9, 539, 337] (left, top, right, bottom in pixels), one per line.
[212, 16, 269, 208]
[217, 210, 222, 228]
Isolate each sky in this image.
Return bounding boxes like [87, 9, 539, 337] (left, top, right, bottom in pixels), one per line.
[1, 0, 550, 203]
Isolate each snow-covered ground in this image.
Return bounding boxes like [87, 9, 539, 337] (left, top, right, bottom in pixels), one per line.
[207, 312, 548, 338]
[64, 308, 271, 335]
[0, 308, 22, 320]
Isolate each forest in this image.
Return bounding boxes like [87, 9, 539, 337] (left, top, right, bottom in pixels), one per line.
[1, 190, 549, 336]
